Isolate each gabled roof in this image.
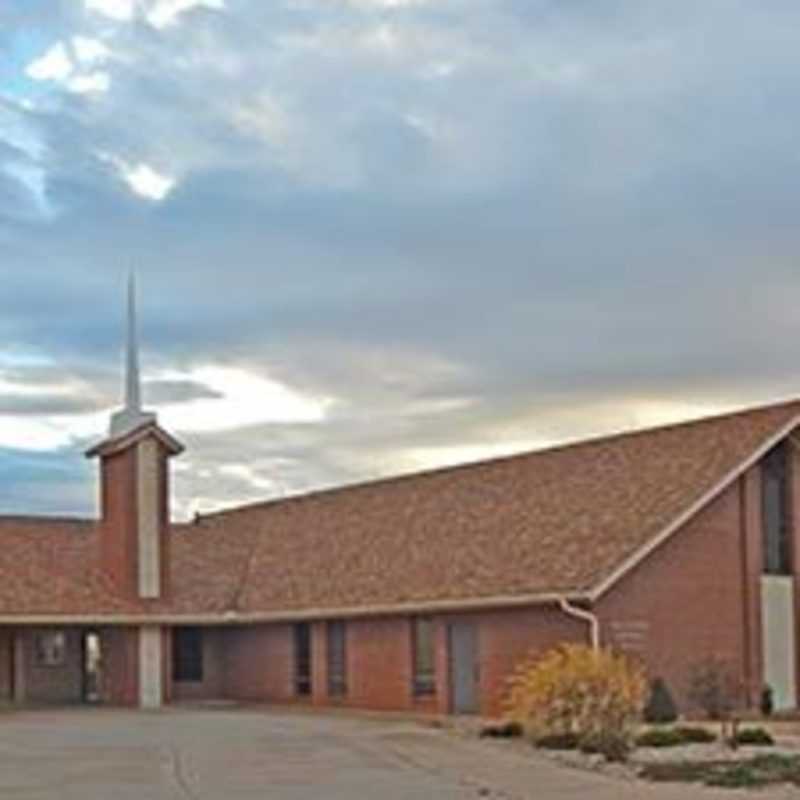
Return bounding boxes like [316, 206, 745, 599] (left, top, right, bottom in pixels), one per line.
[188, 397, 800, 617]
[1, 398, 799, 621]
[85, 419, 184, 459]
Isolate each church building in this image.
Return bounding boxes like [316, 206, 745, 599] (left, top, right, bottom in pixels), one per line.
[1, 287, 799, 717]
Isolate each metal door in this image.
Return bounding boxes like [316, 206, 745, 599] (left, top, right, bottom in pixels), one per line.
[449, 621, 479, 714]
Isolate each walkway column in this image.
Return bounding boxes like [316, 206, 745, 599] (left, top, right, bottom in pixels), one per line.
[139, 626, 163, 709]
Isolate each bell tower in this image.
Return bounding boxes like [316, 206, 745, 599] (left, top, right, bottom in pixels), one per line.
[86, 275, 183, 601]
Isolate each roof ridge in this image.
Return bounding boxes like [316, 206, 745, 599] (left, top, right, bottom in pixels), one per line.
[196, 395, 800, 522]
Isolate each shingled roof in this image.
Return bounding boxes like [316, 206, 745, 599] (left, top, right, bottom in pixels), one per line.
[188, 397, 800, 617]
[1, 398, 799, 620]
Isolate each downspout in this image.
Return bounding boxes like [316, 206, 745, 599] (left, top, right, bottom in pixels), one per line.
[559, 598, 600, 652]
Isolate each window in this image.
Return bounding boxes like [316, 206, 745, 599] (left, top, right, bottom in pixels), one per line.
[173, 627, 204, 682]
[327, 621, 347, 697]
[35, 631, 66, 667]
[294, 623, 312, 696]
[412, 617, 436, 696]
[763, 443, 792, 575]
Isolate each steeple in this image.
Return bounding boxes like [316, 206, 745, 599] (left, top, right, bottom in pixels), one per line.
[110, 273, 156, 438]
[126, 272, 141, 414]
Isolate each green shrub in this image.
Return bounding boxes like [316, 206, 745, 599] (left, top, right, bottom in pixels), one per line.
[760, 686, 774, 717]
[635, 726, 717, 748]
[535, 732, 580, 750]
[674, 725, 716, 744]
[732, 727, 774, 747]
[643, 678, 678, 724]
[479, 721, 523, 739]
[635, 728, 685, 748]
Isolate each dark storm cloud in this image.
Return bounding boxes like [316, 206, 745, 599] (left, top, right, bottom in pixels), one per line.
[1, 0, 800, 514]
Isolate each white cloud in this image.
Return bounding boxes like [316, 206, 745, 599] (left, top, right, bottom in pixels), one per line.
[98, 153, 176, 200]
[84, 0, 136, 21]
[67, 72, 112, 94]
[231, 93, 292, 146]
[24, 39, 111, 95]
[25, 43, 74, 82]
[71, 36, 111, 65]
[154, 366, 334, 432]
[145, 0, 226, 29]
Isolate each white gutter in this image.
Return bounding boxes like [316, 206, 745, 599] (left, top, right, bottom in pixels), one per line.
[559, 597, 600, 651]
[0, 590, 592, 627]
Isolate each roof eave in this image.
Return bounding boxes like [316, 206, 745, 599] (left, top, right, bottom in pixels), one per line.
[0, 590, 592, 626]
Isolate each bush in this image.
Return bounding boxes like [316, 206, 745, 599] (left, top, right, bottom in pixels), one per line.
[674, 725, 716, 744]
[732, 727, 774, 747]
[504, 644, 647, 762]
[636, 728, 685, 748]
[635, 726, 717, 748]
[761, 686, 774, 717]
[644, 678, 678, 724]
[535, 732, 580, 750]
[479, 721, 523, 739]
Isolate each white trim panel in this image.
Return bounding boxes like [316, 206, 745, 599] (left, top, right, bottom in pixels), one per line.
[138, 626, 163, 709]
[137, 438, 161, 599]
[761, 575, 797, 711]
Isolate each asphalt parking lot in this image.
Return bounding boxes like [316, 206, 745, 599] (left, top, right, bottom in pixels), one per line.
[0, 707, 795, 799]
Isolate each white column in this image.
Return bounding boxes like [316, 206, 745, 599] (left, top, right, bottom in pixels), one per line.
[760, 576, 797, 710]
[137, 438, 161, 599]
[139, 626, 163, 709]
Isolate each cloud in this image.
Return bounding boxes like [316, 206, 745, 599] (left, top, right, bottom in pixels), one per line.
[84, 0, 135, 22]
[97, 153, 175, 199]
[26, 42, 74, 82]
[2, 0, 800, 516]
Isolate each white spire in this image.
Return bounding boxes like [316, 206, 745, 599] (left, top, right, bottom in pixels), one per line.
[110, 273, 156, 437]
[126, 272, 142, 413]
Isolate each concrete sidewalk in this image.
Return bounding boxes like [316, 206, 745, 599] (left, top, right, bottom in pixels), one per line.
[0, 707, 794, 799]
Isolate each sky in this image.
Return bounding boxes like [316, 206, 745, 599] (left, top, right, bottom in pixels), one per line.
[2, 0, 800, 519]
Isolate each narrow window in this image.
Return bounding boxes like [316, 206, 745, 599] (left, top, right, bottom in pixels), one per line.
[294, 623, 312, 696]
[173, 627, 204, 682]
[762, 443, 792, 575]
[412, 617, 436, 697]
[327, 621, 347, 698]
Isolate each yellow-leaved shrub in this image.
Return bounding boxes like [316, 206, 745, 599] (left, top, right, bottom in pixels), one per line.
[504, 644, 647, 759]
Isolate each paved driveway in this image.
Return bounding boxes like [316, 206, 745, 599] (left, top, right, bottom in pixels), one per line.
[0, 707, 795, 799]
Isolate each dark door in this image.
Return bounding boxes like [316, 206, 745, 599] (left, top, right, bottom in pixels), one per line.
[449, 621, 479, 714]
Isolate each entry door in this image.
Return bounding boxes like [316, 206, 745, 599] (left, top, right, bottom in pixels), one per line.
[449, 622, 479, 714]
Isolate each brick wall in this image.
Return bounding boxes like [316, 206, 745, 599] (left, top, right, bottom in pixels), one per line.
[596, 466, 762, 711]
[0, 629, 12, 702]
[20, 629, 83, 705]
[101, 626, 139, 706]
[218, 609, 584, 717]
[100, 449, 139, 598]
[98, 437, 171, 601]
[468, 607, 585, 717]
[223, 624, 294, 702]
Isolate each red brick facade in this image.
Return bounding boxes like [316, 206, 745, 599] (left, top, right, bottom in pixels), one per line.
[156, 447, 800, 717]
[4, 403, 800, 717]
[98, 438, 172, 602]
